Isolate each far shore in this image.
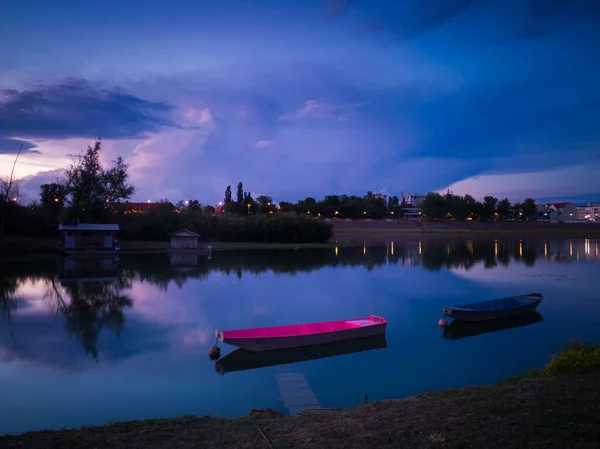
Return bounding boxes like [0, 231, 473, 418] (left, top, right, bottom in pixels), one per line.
[1, 372, 598, 448]
[1, 220, 599, 261]
[331, 218, 600, 234]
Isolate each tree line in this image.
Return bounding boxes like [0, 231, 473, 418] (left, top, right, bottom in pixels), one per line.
[0, 139, 332, 242]
[1, 138, 543, 242]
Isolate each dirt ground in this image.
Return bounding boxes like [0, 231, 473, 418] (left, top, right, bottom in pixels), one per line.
[2, 373, 599, 449]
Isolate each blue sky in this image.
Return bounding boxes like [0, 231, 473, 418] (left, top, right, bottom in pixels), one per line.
[1, 0, 599, 204]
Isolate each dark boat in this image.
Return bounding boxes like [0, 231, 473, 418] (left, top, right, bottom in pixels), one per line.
[442, 311, 543, 340]
[442, 293, 542, 322]
[215, 333, 387, 375]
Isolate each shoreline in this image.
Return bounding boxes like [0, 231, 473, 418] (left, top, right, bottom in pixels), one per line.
[1, 221, 599, 261]
[2, 373, 598, 448]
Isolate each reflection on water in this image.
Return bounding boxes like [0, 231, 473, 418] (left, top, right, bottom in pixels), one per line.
[442, 312, 544, 340]
[216, 334, 388, 375]
[0, 236, 599, 434]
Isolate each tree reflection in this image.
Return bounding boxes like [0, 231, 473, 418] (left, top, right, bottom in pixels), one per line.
[1, 236, 595, 359]
[42, 267, 133, 359]
[0, 276, 20, 348]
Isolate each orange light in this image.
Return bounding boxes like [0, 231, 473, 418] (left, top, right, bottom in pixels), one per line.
[54, 198, 59, 202]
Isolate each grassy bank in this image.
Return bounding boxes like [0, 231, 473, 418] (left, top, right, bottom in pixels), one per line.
[2, 341, 599, 448]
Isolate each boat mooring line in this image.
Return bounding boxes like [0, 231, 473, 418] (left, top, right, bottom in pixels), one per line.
[256, 424, 273, 449]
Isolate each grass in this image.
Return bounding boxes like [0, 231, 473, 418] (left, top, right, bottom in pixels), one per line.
[505, 339, 600, 382]
[3, 340, 600, 448]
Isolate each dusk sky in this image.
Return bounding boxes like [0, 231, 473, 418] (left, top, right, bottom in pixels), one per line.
[1, 0, 599, 204]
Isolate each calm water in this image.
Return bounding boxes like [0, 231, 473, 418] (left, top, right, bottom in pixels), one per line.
[1, 236, 599, 434]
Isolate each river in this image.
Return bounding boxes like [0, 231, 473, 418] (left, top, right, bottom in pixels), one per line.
[1, 236, 599, 434]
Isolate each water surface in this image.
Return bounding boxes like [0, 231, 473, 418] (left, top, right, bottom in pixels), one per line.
[1, 236, 599, 434]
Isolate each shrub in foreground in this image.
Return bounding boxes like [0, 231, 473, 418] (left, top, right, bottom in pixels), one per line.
[510, 339, 600, 381]
[542, 340, 600, 376]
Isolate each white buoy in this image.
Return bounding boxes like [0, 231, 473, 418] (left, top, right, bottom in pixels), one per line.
[438, 318, 448, 329]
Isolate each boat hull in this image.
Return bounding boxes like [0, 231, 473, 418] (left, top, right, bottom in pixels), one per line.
[216, 333, 388, 375]
[219, 318, 387, 352]
[442, 295, 542, 322]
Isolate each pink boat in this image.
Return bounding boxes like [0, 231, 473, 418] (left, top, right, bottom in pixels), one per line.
[217, 315, 387, 352]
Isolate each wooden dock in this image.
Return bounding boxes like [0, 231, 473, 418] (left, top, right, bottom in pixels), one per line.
[275, 372, 321, 415]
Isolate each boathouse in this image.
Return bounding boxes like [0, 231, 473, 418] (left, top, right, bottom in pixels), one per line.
[168, 229, 201, 249]
[58, 222, 119, 250]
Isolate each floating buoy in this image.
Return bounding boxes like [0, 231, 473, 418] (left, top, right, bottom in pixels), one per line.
[209, 345, 221, 360]
[438, 318, 448, 329]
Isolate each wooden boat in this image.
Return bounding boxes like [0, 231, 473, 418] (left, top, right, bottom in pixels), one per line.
[442, 312, 543, 340]
[216, 334, 387, 375]
[217, 315, 387, 352]
[442, 293, 542, 322]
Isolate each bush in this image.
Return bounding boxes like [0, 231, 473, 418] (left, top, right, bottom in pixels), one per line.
[178, 211, 333, 243]
[2, 204, 334, 244]
[542, 340, 600, 376]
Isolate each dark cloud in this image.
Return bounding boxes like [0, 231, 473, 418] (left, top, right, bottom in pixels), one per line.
[520, 0, 600, 39]
[0, 138, 40, 155]
[0, 79, 175, 141]
[327, 0, 477, 39]
[329, 0, 600, 42]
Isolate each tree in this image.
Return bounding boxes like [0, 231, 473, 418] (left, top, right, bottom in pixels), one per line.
[420, 193, 446, 219]
[482, 196, 498, 220]
[66, 138, 134, 220]
[522, 198, 537, 220]
[278, 201, 295, 213]
[224, 185, 232, 204]
[511, 201, 523, 219]
[256, 195, 274, 214]
[236, 182, 244, 204]
[102, 156, 135, 204]
[496, 198, 511, 220]
[0, 144, 22, 235]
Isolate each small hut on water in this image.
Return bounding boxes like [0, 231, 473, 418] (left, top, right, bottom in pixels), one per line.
[168, 229, 201, 249]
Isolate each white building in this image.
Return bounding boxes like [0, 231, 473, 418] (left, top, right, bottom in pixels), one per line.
[403, 193, 424, 206]
[577, 203, 600, 221]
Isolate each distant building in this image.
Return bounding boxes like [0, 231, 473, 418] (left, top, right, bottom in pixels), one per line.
[403, 193, 424, 206]
[58, 222, 119, 251]
[402, 206, 422, 220]
[168, 229, 201, 249]
[373, 193, 387, 201]
[537, 202, 578, 222]
[577, 203, 600, 221]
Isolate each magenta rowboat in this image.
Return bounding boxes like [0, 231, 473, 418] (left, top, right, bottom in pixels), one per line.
[217, 315, 387, 352]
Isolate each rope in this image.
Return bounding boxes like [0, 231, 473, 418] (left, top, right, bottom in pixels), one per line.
[256, 424, 273, 449]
